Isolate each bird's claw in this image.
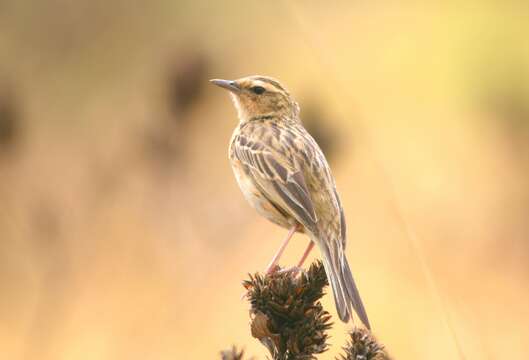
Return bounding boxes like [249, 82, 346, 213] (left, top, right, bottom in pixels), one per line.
[277, 266, 303, 276]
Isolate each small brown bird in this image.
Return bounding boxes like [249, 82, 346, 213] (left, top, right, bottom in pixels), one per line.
[211, 75, 370, 328]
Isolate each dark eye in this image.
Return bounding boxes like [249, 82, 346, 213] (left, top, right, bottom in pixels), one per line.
[251, 86, 266, 95]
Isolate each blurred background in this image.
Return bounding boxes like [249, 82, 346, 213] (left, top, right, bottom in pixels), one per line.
[1, 1, 528, 359]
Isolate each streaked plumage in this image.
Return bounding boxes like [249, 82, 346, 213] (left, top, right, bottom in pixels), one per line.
[211, 75, 370, 329]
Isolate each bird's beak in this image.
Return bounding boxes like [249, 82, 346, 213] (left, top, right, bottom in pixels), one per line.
[209, 79, 241, 93]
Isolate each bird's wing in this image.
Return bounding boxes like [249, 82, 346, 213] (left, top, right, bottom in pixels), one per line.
[232, 125, 319, 232]
[334, 188, 347, 249]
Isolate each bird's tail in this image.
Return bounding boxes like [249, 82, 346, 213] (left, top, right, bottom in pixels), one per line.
[317, 238, 371, 329]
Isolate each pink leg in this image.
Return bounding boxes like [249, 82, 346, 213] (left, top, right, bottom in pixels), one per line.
[265, 224, 299, 274]
[297, 241, 315, 267]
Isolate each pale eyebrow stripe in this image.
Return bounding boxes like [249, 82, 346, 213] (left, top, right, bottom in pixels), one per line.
[253, 77, 287, 92]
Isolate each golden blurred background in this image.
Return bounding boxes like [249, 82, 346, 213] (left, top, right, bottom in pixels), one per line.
[1, 1, 528, 359]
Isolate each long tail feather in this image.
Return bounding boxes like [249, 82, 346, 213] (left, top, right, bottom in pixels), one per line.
[320, 253, 350, 322]
[317, 238, 371, 329]
[341, 255, 371, 329]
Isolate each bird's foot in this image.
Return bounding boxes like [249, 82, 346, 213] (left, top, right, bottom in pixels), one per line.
[277, 266, 303, 276]
[266, 264, 282, 275]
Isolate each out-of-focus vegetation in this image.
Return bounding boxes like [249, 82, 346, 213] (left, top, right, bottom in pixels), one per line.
[0, 1, 528, 359]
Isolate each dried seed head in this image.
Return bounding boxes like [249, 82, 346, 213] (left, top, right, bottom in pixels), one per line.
[243, 261, 332, 359]
[220, 346, 246, 360]
[338, 327, 391, 360]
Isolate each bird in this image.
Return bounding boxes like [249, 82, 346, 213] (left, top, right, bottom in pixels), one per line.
[210, 75, 370, 329]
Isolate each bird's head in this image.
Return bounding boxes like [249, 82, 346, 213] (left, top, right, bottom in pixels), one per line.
[210, 75, 300, 123]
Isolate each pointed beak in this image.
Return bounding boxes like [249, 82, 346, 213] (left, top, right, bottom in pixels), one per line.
[209, 79, 241, 93]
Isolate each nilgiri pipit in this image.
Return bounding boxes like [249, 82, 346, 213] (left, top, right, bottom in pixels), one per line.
[211, 75, 370, 328]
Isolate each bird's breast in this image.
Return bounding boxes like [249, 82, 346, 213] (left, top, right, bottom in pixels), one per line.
[229, 157, 292, 230]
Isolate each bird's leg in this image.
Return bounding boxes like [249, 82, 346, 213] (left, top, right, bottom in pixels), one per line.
[297, 240, 315, 268]
[265, 224, 299, 274]
[278, 240, 315, 275]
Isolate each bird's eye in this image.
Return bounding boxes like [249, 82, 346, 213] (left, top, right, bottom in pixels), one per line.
[251, 86, 266, 95]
